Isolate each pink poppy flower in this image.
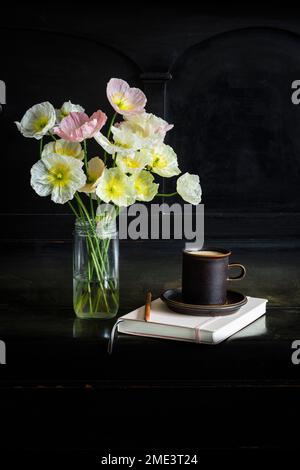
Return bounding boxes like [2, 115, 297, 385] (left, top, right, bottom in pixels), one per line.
[54, 111, 107, 142]
[107, 78, 147, 116]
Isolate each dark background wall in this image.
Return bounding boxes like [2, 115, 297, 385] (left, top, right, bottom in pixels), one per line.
[1, 4, 300, 239]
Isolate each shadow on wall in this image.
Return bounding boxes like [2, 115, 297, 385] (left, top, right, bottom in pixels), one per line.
[0, 28, 142, 215]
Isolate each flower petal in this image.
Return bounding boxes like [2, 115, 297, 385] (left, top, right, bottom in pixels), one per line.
[107, 78, 147, 116]
[16, 102, 56, 140]
[149, 144, 181, 177]
[31, 153, 86, 204]
[30, 160, 53, 197]
[79, 157, 105, 194]
[88, 157, 105, 180]
[41, 141, 56, 158]
[56, 101, 85, 123]
[131, 170, 159, 202]
[124, 112, 173, 143]
[96, 167, 136, 206]
[54, 111, 107, 142]
[94, 132, 134, 155]
[116, 150, 151, 174]
[176, 173, 202, 205]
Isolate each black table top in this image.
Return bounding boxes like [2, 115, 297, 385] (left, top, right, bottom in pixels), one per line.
[1, 238, 300, 455]
[1, 239, 300, 389]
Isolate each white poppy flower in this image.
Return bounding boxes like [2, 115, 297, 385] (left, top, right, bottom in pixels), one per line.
[42, 139, 84, 160]
[116, 150, 151, 174]
[124, 112, 173, 143]
[94, 112, 174, 156]
[16, 102, 56, 140]
[56, 100, 85, 123]
[149, 143, 181, 177]
[176, 173, 202, 205]
[106, 78, 146, 116]
[94, 132, 137, 156]
[96, 167, 136, 207]
[30, 153, 86, 204]
[130, 170, 159, 202]
[111, 124, 146, 149]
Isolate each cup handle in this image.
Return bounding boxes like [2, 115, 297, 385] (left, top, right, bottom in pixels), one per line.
[227, 263, 246, 281]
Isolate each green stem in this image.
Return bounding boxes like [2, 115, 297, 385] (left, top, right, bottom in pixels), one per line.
[156, 192, 178, 197]
[82, 140, 95, 220]
[83, 140, 88, 174]
[74, 193, 119, 312]
[75, 199, 94, 312]
[49, 131, 57, 141]
[76, 199, 101, 313]
[39, 137, 43, 158]
[86, 233, 110, 312]
[68, 200, 80, 219]
[75, 195, 109, 289]
[87, 263, 93, 313]
[94, 286, 103, 314]
[89, 195, 95, 220]
[75, 193, 92, 224]
[107, 112, 117, 140]
[104, 112, 117, 165]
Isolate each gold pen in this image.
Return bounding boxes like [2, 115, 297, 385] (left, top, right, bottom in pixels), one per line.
[145, 291, 152, 322]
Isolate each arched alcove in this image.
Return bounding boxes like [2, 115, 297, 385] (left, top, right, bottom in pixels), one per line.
[167, 27, 300, 212]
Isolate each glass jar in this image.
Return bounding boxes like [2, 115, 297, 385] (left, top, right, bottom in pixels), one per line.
[73, 220, 119, 319]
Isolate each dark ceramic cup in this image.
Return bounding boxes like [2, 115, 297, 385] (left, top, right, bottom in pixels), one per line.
[182, 248, 246, 305]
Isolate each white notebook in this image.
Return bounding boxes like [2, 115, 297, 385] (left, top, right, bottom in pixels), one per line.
[113, 296, 267, 347]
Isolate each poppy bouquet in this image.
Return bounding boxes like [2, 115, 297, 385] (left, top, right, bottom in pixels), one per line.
[16, 78, 201, 210]
[16, 78, 202, 318]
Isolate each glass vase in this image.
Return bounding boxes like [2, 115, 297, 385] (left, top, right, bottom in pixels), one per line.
[73, 220, 119, 319]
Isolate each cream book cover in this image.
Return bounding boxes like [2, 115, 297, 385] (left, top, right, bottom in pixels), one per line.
[116, 297, 268, 345]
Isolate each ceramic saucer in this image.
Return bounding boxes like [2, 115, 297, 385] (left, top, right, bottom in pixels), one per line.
[160, 289, 247, 316]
